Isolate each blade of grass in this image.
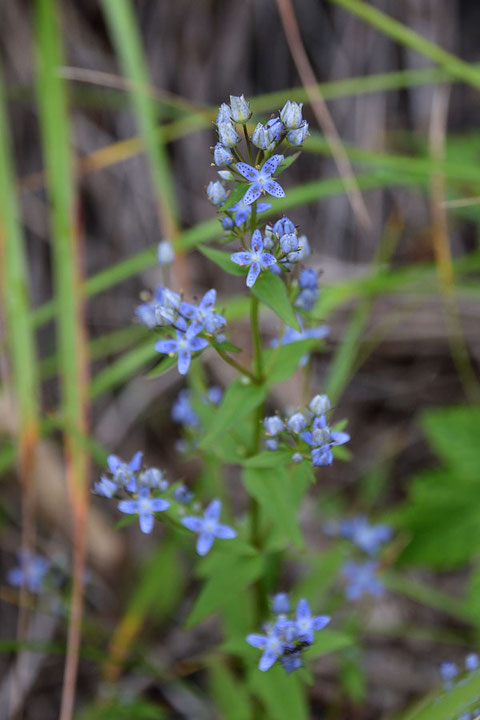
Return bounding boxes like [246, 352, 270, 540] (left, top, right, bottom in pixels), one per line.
[34, 2, 90, 719]
[0, 65, 40, 720]
[327, 0, 480, 91]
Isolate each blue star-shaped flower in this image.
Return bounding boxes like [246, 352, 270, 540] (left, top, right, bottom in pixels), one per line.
[339, 515, 392, 555]
[246, 626, 285, 672]
[342, 560, 385, 601]
[181, 499, 236, 555]
[107, 451, 143, 492]
[294, 598, 330, 645]
[231, 229, 277, 287]
[7, 552, 50, 593]
[230, 198, 271, 227]
[118, 486, 170, 534]
[179, 289, 226, 336]
[235, 154, 285, 205]
[155, 328, 209, 375]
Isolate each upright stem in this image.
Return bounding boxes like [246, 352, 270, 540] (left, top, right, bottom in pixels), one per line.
[250, 295, 263, 382]
[243, 124, 253, 165]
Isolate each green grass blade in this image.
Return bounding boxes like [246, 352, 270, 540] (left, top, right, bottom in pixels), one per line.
[328, 0, 480, 91]
[102, 0, 178, 239]
[34, 2, 90, 718]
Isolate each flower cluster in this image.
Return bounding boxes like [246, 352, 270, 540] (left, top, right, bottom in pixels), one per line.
[246, 593, 330, 674]
[263, 393, 349, 467]
[93, 452, 235, 553]
[172, 386, 223, 447]
[7, 551, 50, 593]
[440, 654, 479, 719]
[136, 287, 226, 375]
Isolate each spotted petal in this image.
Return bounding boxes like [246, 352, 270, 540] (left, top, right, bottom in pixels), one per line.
[179, 301, 197, 319]
[330, 431, 350, 446]
[251, 229, 263, 254]
[246, 262, 261, 288]
[246, 633, 267, 649]
[181, 516, 204, 533]
[259, 648, 279, 672]
[129, 451, 143, 472]
[231, 251, 253, 266]
[139, 512, 154, 534]
[214, 523, 236, 539]
[150, 498, 170, 512]
[197, 530, 215, 555]
[235, 162, 258, 181]
[243, 184, 262, 206]
[155, 339, 178, 354]
[200, 289, 216, 310]
[189, 337, 209, 351]
[107, 454, 121, 473]
[264, 179, 285, 198]
[118, 499, 139, 514]
[312, 615, 330, 631]
[260, 252, 276, 268]
[262, 154, 284, 176]
[204, 499, 222, 521]
[177, 349, 191, 375]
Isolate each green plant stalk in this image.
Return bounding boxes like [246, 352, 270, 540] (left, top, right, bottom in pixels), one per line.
[327, 0, 480, 91]
[34, 2, 90, 719]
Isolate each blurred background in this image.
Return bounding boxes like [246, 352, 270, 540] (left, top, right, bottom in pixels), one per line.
[1, 0, 480, 718]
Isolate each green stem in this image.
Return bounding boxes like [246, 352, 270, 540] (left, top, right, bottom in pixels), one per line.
[213, 345, 257, 382]
[243, 123, 253, 165]
[250, 295, 263, 382]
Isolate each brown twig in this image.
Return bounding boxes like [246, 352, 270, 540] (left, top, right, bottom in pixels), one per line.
[275, 0, 371, 231]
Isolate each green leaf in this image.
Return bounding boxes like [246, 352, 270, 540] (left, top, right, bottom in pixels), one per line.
[90, 340, 157, 398]
[252, 273, 300, 330]
[208, 665, 252, 720]
[199, 379, 266, 449]
[78, 700, 164, 720]
[400, 667, 480, 720]
[420, 406, 480, 480]
[277, 151, 301, 175]
[222, 182, 248, 211]
[249, 664, 308, 720]
[243, 449, 294, 468]
[243, 467, 304, 549]
[198, 244, 245, 276]
[306, 630, 354, 658]
[264, 339, 320, 386]
[185, 554, 263, 628]
[146, 354, 177, 378]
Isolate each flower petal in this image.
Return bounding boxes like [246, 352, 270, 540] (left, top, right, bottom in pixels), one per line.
[246, 262, 261, 288]
[155, 339, 178, 354]
[107, 455, 120, 473]
[231, 251, 252, 266]
[262, 154, 284, 176]
[251, 229, 263, 254]
[177, 349, 191, 375]
[189, 337, 209, 351]
[234, 208, 249, 225]
[139, 512, 154, 534]
[246, 633, 267, 649]
[243, 184, 262, 206]
[330, 431, 350, 446]
[214, 523, 236, 539]
[179, 302, 197, 319]
[264, 179, 285, 198]
[296, 598, 311, 622]
[259, 649, 279, 672]
[150, 498, 170, 512]
[260, 253, 276, 268]
[200, 289, 216, 310]
[257, 202, 272, 213]
[312, 615, 331, 631]
[181, 516, 204, 533]
[204, 499, 222, 521]
[235, 162, 258, 181]
[197, 530, 215, 555]
[118, 499, 139, 514]
[129, 451, 143, 472]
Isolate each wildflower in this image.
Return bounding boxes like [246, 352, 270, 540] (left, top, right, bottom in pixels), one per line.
[287, 121, 309, 146]
[272, 592, 290, 614]
[181, 499, 236, 555]
[229, 94, 251, 123]
[155, 328, 209, 375]
[292, 452, 303, 463]
[231, 229, 277, 287]
[179, 289, 226, 336]
[440, 662, 459, 690]
[281, 649, 304, 674]
[295, 598, 330, 644]
[216, 103, 231, 125]
[172, 389, 200, 427]
[118, 486, 170, 535]
[287, 412, 307, 434]
[264, 416, 284, 436]
[230, 198, 271, 227]
[213, 143, 234, 167]
[280, 100, 304, 129]
[252, 122, 270, 150]
[205, 386, 223, 405]
[217, 119, 240, 148]
[309, 394, 331, 416]
[93, 475, 118, 498]
[207, 180, 227, 206]
[342, 560, 384, 601]
[280, 232, 299, 255]
[302, 414, 350, 466]
[246, 627, 285, 672]
[173, 483, 194, 504]
[107, 451, 143, 492]
[157, 240, 175, 266]
[340, 516, 391, 555]
[7, 552, 50, 593]
[265, 117, 285, 143]
[138, 467, 168, 491]
[273, 216, 296, 237]
[235, 155, 285, 205]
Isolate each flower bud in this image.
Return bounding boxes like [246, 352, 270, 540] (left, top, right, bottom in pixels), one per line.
[272, 592, 290, 614]
[218, 120, 240, 148]
[221, 216, 234, 230]
[309, 394, 331, 415]
[287, 412, 307, 433]
[263, 224, 275, 249]
[264, 415, 284, 436]
[252, 122, 270, 150]
[299, 268, 318, 290]
[295, 288, 318, 311]
[213, 142, 234, 167]
[218, 169, 234, 181]
[280, 232, 299, 254]
[273, 216, 296, 237]
[229, 94, 251, 123]
[135, 303, 157, 329]
[157, 240, 175, 266]
[287, 121, 309, 146]
[292, 452, 303, 464]
[280, 100, 304, 129]
[216, 102, 231, 125]
[265, 116, 285, 143]
[265, 438, 278, 451]
[296, 235, 311, 261]
[207, 180, 227, 206]
[173, 483, 194, 503]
